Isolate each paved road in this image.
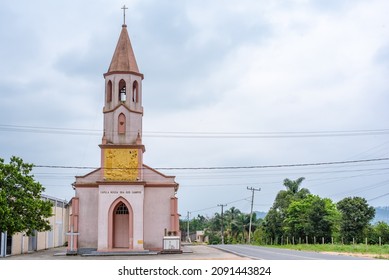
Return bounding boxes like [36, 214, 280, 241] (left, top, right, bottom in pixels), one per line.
[2, 244, 380, 260]
[212, 244, 376, 260]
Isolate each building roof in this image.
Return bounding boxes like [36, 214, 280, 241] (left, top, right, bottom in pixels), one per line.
[106, 24, 141, 75]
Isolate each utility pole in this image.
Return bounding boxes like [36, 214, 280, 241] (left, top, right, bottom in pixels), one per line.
[247, 186, 261, 243]
[186, 211, 191, 243]
[218, 204, 227, 244]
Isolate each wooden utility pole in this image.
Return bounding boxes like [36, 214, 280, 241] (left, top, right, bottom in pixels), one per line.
[218, 204, 227, 244]
[186, 211, 191, 242]
[247, 186, 261, 243]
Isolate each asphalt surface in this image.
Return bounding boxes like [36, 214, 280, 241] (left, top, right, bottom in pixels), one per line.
[212, 244, 377, 260]
[1, 244, 248, 260]
[2, 244, 381, 260]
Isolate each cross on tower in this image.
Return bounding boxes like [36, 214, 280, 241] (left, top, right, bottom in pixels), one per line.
[121, 5, 128, 25]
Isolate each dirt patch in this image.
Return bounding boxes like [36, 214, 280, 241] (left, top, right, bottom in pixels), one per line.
[321, 251, 389, 259]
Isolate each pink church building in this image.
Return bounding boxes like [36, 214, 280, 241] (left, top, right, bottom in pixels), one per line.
[68, 22, 180, 253]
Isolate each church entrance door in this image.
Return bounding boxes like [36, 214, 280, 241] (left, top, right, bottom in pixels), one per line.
[113, 202, 130, 248]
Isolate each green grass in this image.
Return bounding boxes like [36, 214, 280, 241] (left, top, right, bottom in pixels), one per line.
[263, 244, 389, 259]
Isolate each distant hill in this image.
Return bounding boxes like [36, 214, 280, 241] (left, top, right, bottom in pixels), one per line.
[256, 207, 389, 224]
[254, 211, 267, 220]
[373, 206, 389, 224]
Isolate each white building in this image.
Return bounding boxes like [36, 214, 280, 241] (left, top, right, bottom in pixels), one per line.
[0, 195, 68, 257]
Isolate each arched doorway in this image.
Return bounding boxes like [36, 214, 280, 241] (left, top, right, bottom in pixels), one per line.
[113, 202, 129, 248]
[108, 198, 133, 249]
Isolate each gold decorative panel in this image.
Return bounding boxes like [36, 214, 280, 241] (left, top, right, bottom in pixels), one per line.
[104, 148, 138, 181]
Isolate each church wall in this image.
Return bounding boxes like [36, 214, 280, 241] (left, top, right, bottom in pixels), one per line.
[103, 109, 142, 145]
[75, 169, 101, 184]
[143, 166, 177, 184]
[104, 74, 143, 111]
[103, 72, 143, 146]
[97, 185, 145, 251]
[77, 188, 99, 248]
[143, 187, 175, 250]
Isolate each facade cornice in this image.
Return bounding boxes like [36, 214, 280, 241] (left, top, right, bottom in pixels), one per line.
[96, 180, 146, 186]
[99, 144, 145, 152]
[104, 71, 144, 79]
[74, 183, 99, 188]
[144, 183, 179, 188]
[103, 103, 144, 115]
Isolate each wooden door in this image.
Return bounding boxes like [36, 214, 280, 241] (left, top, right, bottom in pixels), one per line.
[113, 203, 129, 248]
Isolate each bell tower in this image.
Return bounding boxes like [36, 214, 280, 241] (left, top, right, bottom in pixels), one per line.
[100, 22, 145, 182]
[72, 8, 179, 252]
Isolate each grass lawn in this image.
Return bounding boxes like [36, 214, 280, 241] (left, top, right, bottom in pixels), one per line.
[265, 244, 389, 259]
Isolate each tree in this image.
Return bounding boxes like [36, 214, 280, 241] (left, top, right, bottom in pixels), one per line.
[283, 177, 310, 199]
[0, 156, 52, 235]
[179, 214, 209, 242]
[205, 212, 223, 244]
[373, 221, 389, 244]
[262, 177, 310, 243]
[231, 212, 251, 243]
[262, 207, 284, 244]
[337, 197, 375, 243]
[224, 207, 241, 242]
[272, 177, 310, 212]
[284, 195, 339, 242]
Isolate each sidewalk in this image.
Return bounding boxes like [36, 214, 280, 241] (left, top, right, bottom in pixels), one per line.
[1, 245, 249, 260]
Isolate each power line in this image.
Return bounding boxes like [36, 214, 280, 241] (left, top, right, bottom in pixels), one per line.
[178, 167, 389, 180]
[190, 197, 251, 214]
[2, 124, 389, 138]
[33, 157, 389, 171]
[0, 124, 100, 136]
[144, 131, 389, 138]
[368, 192, 389, 202]
[330, 179, 389, 198]
[190, 205, 219, 214]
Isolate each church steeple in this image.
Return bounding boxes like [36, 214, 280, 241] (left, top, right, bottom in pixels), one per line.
[102, 22, 144, 146]
[100, 22, 145, 182]
[105, 24, 142, 77]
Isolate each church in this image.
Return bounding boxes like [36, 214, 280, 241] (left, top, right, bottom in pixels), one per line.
[68, 19, 180, 253]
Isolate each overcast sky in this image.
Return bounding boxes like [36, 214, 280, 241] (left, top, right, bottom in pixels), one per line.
[1, 0, 389, 218]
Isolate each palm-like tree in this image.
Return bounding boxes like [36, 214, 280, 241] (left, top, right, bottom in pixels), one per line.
[224, 207, 241, 242]
[275, 177, 310, 209]
[283, 177, 310, 198]
[263, 177, 310, 244]
[232, 213, 251, 243]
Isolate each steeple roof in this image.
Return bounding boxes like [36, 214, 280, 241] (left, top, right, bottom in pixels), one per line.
[106, 24, 142, 76]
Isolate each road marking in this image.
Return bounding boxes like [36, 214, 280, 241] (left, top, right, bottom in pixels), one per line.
[214, 245, 323, 260]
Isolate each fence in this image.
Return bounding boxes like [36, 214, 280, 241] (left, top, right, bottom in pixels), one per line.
[259, 235, 388, 246]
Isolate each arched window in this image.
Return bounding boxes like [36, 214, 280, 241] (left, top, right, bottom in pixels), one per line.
[132, 81, 139, 103]
[107, 80, 112, 102]
[119, 79, 126, 102]
[115, 203, 129, 214]
[118, 113, 126, 134]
